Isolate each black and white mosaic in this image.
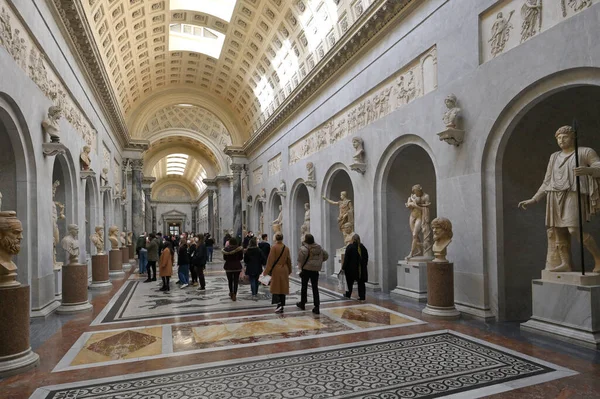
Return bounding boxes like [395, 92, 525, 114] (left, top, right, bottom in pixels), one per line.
[32, 331, 576, 399]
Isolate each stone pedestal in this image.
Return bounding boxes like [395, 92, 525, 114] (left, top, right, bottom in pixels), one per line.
[121, 247, 131, 271]
[128, 244, 134, 262]
[521, 272, 600, 349]
[57, 264, 93, 314]
[422, 261, 460, 319]
[53, 264, 62, 300]
[109, 249, 124, 278]
[391, 259, 429, 301]
[332, 247, 345, 278]
[0, 285, 39, 377]
[89, 254, 112, 290]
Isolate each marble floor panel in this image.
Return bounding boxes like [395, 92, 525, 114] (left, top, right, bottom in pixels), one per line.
[54, 304, 424, 372]
[92, 274, 346, 326]
[32, 330, 577, 399]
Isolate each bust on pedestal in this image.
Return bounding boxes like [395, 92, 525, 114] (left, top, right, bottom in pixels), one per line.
[57, 224, 93, 314]
[0, 211, 40, 377]
[89, 226, 111, 290]
[108, 226, 124, 278]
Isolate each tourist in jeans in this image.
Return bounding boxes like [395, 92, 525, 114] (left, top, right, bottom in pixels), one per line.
[177, 239, 190, 288]
[342, 233, 369, 301]
[244, 237, 266, 300]
[205, 233, 214, 262]
[137, 232, 147, 275]
[159, 241, 174, 292]
[222, 238, 243, 301]
[263, 233, 292, 313]
[144, 233, 158, 282]
[192, 235, 207, 290]
[296, 234, 329, 315]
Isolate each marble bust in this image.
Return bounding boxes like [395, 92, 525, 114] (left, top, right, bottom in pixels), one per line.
[120, 231, 126, 246]
[127, 231, 133, 246]
[41, 105, 62, 143]
[272, 205, 283, 234]
[352, 137, 365, 164]
[442, 94, 461, 129]
[80, 145, 92, 171]
[279, 180, 287, 192]
[114, 183, 120, 198]
[0, 211, 23, 287]
[306, 162, 316, 181]
[61, 224, 80, 265]
[259, 188, 267, 202]
[100, 168, 109, 186]
[342, 222, 355, 247]
[431, 217, 453, 263]
[108, 226, 119, 249]
[90, 226, 105, 255]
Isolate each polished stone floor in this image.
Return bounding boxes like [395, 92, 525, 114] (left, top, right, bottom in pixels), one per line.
[1, 258, 599, 398]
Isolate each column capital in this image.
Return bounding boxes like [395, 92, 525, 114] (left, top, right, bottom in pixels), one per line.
[130, 159, 144, 171]
[230, 163, 245, 175]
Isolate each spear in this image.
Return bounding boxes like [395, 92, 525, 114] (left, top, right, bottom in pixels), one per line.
[573, 119, 585, 275]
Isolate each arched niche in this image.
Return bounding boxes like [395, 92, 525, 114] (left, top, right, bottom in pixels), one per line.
[383, 144, 436, 292]
[500, 86, 600, 321]
[269, 189, 282, 239]
[0, 93, 36, 285]
[291, 180, 310, 262]
[321, 165, 354, 276]
[52, 153, 76, 266]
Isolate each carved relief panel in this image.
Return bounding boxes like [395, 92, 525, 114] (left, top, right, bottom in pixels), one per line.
[268, 153, 282, 176]
[253, 166, 264, 185]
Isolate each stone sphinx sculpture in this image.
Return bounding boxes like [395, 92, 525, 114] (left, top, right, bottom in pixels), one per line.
[80, 145, 92, 171]
[272, 205, 283, 234]
[406, 184, 433, 260]
[431, 217, 453, 263]
[0, 210, 23, 287]
[90, 226, 105, 255]
[323, 191, 354, 245]
[108, 226, 119, 249]
[41, 105, 62, 143]
[61, 224, 80, 265]
[519, 125, 600, 273]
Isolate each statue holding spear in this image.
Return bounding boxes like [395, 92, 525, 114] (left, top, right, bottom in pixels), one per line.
[519, 125, 600, 274]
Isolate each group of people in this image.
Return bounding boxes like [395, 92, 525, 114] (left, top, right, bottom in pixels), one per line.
[135, 231, 216, 292]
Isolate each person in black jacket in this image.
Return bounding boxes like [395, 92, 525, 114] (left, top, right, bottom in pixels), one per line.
[341, 233, 369, 301]
[244, 237, 266, 300]
[192, 235, 208, 290]
[177, 240, 190, 288]
[258, 233, 270, 263]
[205, 234, 215, 262]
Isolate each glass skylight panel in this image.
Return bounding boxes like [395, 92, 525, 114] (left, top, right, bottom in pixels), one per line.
[166, 153, 188, 176]
[170, 0, 237, 23]
[169, 24, 226, 59]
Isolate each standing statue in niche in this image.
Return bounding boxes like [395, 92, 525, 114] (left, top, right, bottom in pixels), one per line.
[108, 226, 119, 249]
[61, 224, 80, 265]
[0, 211, 23, 287]
[300, 203, 310, 241]
[52, 180, 65, 268]
[42, 106, 62, 143]
[272, 205, 283, 234]
[489, 10, 514, 58]
[80, 145, 92, 171]
[431, 217, 453, 263]
[518, 125, 600, 273]
[90, 226, 105, 255]
[322, 191, 354, 243]
[405, 184, 433, 260]
[520, 0, 542, 42]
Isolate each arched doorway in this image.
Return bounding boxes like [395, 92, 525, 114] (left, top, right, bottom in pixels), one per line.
[501, 86, 600, 320]
[291, 181, 310, 262]
[322, 166, 354, 276]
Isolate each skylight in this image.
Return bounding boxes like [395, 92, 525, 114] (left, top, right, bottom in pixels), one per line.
[170, 0, 237, 23]
[166, 154, 188, 176]
[195, 169, 208, 192]
[169, 23, 226, 59]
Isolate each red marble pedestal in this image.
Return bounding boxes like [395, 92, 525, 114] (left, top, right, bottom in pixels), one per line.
[109, 249, 124, 278]
[128, 244, 134, 260]
[57, 264, 93, 314]
[0, 285, 39, 377]
[121, 247, 131, 272]
[422, 261, 460, 319]
[89, 254, 112, 290]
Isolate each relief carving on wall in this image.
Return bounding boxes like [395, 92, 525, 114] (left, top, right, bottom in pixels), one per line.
[268, 154, 282, 176]
[0, 1, 98, 150]
[253, 166, 264, 184]
[288, 46, 437, 165]
[481, 0, 597, 63]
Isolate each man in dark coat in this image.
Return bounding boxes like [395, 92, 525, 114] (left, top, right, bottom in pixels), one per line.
[341, 233, 369, 301]
[258, 233, 270, 264]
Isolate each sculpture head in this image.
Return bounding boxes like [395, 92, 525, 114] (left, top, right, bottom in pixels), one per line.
[109, 226, 118, 237]
[304, 203, 310, 210]
[306, 162, 313, 170]
[83, 145, 91, 155]
[497, 12, 503, 18]
[352, 137, 363, 149]
[431, 217, 453, 242]
[340, 191, 347, 200]
[411, 184, 423, 196]
[102, 167, 108, 175]
[445, 94, 457, 109]
[48, 105, 62, 121]
[67, 224, 79, 237]
[343, 222, 353, 235]
[95, 226, 104, 235]
[0, 211, 23, 255]
[555, 125, 575, 150]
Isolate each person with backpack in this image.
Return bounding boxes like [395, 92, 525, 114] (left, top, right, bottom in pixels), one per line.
[192, 235, 208, 290]
[341, 233, 369, 301]
[263, 233, 292, 313]
[296, 234, 329, 314]
[244, 237, 266, 300]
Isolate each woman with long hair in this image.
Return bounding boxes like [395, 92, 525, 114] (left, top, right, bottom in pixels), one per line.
[341, 233, 369, 301]
[222, 237, 243, 301]
[263, 233, 292, 313]
[159, 241, 174, 292]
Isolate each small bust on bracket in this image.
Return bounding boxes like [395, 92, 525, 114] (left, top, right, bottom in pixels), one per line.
[305, 162, 317, 188]
[350, 137, 367, 174]
[80, 145, 92, 171]
[42, 105, 62, 143]
[438, 94, 465, 146]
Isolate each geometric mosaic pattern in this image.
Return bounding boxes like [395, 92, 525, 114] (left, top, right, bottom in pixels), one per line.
[40, 332, 566, 399]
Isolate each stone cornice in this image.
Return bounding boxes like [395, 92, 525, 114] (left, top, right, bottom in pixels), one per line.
[243, 0, 416, 154]
[125, 140, 150, 152]
[49, 0, 129, 146]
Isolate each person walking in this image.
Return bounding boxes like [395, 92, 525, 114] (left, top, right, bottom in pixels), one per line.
[296, 234, 329, 314]
[205, 234, 215, 262]
[223, 237, 243, 301]
[341, 233, 369, 301]
[144, 233, 158, 282]
[263, 233, 292, 313]
[244, 237, 266, 300]
[258, 233, 271, 261]
[192, 235, 208, 290]
[159, 241, 174, 292]
[177, 238, 190, 288]
[136, 232, 147, 275]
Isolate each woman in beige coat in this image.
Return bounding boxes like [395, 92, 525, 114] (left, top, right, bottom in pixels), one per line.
[263, 233, 292, 313]
[159, 241, 174, 292]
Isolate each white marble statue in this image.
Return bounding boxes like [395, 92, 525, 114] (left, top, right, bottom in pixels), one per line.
[127, 231, 133, 246]
[342, 222, 355, 247]
[80, 145, 92, 171]
[406, 184, 433, 260]
[120, 231, 126, 246]
[300, 203, 310, 240]
[279, 180, 287, 192]
[52, 180, 65, 267]
[442, 94, 461, 129]
[431, 217, 453, 263]
[518, 125, 600, 273]
[0, 211, 23, 287]
[90, 226, 105, 255]
[61, 224, 80, 265]
[100, 168, 109, 187]
[42, 105, 62, 143]
[272, 205, 283, 234]
[259, 188, 267, 202]
[306, 162, 316, 181]
[108, 226, 119, 249]
[352, 137, 365, 164]
[323, 191, 354, 243]
[489, 11, 514, 57]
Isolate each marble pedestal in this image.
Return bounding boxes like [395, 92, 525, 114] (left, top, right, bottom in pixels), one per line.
[128, 244, 134, 261]
[422, 261, 460, 319]
[521, 271, 600, 349]
[89, 254, 112, 290]
[53, 264, 62, 300]
[391, 259, 429, 301]
[121, 247, 131, 272]
[332, 247, 345, 278]
[0, 285, 39, 377]
[57, 264, 93, 314]
[109, 249, 124, 278]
